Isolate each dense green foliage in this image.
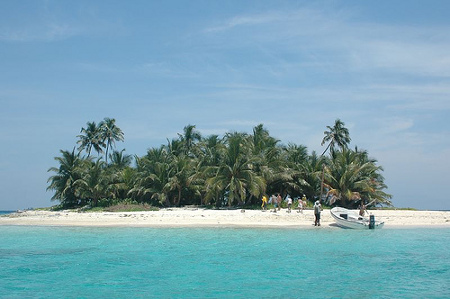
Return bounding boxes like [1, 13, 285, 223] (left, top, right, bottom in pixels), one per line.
[47, 119, 392, 209]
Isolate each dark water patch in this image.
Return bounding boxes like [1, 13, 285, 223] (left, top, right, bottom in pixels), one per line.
[0, 211, 15, 215]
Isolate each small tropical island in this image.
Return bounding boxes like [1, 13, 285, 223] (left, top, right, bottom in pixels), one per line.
[3, 117, 448, 228]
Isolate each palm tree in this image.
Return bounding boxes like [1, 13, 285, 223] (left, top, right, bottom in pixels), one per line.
[129, 147, 171, 205]
[321, 119, 351, 156]
[301, 151, 327, 203]
[109, 149, 132, 169]
[206, 132, 265, 206]
[190, 135, 224, 205]
[47, 149, 87, 207]
[283, 143, 309, 197]
[247, 124, 287, 200]
[99, 118, 124, 164]
[164, 154, 193, 206]
[111, 166, 137, 201]
[178, 124, 201, 156]
[256, 143, 293, 200]
[198, 134, 223, 166]
[251, 124, 279, 155]
[166, 138, 184, 157]
[146, 161, 171, 206]
[324, 149, 392, 208]
[77, 121, 104, 157]
[77, 159, 110, 207]
[352, 147, 392, 207]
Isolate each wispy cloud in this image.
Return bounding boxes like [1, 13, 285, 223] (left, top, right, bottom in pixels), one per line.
[349, 38, 450, 77]
[378, 117, 414, 134]
[367, 83, 450, 110]
[193, 6, 450, 158]
[200, 7, 450, 80]
[0, 2, 123, 43]
[204, 12, 284, 33]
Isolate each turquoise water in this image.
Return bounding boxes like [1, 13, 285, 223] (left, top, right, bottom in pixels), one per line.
[0, 227, 448, 298]
[0, 211, 14, 215]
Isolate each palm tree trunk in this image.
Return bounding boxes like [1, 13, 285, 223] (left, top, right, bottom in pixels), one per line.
[319, 164, 325, 202]
[176, 189, 181, 206]
[321, 142, 332, 156]
[105, 140, 110, 164]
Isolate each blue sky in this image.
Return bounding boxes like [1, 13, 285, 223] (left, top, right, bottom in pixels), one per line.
[1, 0, 449, 210]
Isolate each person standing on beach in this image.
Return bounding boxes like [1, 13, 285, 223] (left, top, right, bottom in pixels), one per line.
[287, 195, 292, 213]
[261, 195, 268, 210]
[314, 200, 322, 226]
[271, 195, 278, 212]
[359, 203, 367, 217]
[297, 197, 304, 213]
[277, 194, 282, 211]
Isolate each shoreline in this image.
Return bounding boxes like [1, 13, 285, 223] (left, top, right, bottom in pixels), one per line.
[1, 208, 449, 228]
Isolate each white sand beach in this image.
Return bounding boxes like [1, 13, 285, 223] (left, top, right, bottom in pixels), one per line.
[1, 208, 449, 228]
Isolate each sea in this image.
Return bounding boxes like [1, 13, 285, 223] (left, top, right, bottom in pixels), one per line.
[0, 211, 14, 216]
[0, 226, 448, 298]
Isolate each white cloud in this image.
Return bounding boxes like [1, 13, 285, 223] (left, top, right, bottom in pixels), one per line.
[204, 12, 285, 33]
[350, 39, 450, 77]
[379, 118, 414, 134]
[200, 7, 450, 81]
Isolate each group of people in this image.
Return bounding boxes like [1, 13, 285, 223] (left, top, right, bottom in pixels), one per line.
[261, 195, 371, 227]
[260, 194, 278, 211]
[261, 194, 323, 226]
[261, 194, 307, 213]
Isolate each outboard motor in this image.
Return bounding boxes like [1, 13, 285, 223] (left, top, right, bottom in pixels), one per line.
[369, 215, 375, 229]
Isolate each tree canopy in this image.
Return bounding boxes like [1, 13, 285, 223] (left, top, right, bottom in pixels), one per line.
[47, 119, 392, 209]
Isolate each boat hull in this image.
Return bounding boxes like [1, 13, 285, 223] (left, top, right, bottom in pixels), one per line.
[330, 207, 384, 229]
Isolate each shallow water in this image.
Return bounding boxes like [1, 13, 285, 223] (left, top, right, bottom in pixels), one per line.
[0, 226, 448, 298]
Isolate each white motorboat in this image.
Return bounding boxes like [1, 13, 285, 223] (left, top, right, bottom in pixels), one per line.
[330, 207, 384, 229]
